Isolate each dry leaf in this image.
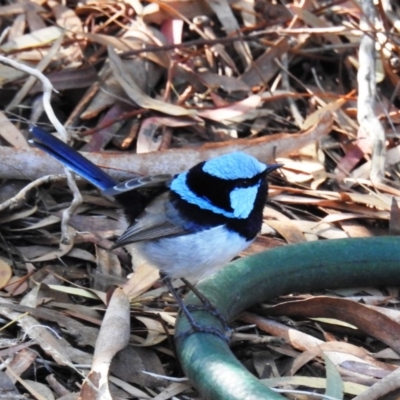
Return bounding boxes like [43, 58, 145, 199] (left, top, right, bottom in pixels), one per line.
[1, 26, 63, 52]
[123, 262, 160, 300]
[81, 288, 130, 399]
[0, 257, 12, 289]
[108, 46, 195, 116]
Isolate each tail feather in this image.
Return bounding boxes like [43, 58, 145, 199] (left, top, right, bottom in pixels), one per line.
[30, 126, 117, 191]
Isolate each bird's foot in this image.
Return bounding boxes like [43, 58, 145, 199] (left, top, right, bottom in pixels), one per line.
[186, 303, 231, 332]
[162, 276, 231, 342]
[176, 320, 232, 342]
[182, 278, 231, 332]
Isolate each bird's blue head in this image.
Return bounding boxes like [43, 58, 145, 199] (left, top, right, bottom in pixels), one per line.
[170, 152, 279, 220]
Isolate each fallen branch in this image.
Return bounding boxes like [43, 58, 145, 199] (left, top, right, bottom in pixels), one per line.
[0, 112, 333, 181]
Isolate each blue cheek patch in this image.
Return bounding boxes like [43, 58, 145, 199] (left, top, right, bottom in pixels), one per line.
[170, 172, 260, 219]
[230, 184, 259, 218]
[202, 152, 266, 180]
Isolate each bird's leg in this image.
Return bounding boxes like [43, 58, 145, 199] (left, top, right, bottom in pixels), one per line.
[181, 278, 231, 332]
[162, 276, 229, 341]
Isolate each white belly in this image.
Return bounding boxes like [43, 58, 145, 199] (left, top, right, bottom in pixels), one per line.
[126, 225, 251, 282]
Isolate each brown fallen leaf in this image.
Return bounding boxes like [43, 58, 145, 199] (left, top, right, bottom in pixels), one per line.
[108, 45, 194, 117]
[240, 37, 289, 87]
[0, 256, 12, 289]
[197, 94, 262, 122]
[0, 111, 29, 148]
[110, 345, 165, 387]
[27, 227, 76, 262]
[80, 288, 130, 400]
[240, 312, 395, 381]
[263, 296, 400, 354]
[389, 197, 400, 235]
[0, 296, 92, 366]
[3, 275, 29, 296]
[0, 26, 63, 52]
[123, 262, 160, 300]
[264, 220, 306, 244]
[6, 348, 37, 384]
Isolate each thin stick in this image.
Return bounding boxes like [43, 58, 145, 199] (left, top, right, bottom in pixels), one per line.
[357, 0, 386, 184]
[0, 55, 81, 244]
[0, 175, 65, 212]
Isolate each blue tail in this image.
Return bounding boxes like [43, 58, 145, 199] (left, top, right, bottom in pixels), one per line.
[30, 126, 117, 191]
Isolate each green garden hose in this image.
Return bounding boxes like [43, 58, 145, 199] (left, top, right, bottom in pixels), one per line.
[175, 236, 400, 400]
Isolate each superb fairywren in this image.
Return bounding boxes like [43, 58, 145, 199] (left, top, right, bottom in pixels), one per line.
[30, 126, 281, 334]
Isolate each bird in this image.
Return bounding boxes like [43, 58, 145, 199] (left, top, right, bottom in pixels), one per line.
[30, 126, 281, 335]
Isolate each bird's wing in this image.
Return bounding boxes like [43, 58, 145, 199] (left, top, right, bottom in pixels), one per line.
[103, 174, 172, 196]
[112, 193, 188, 248]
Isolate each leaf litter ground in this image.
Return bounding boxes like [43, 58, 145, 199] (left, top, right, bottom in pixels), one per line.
[0, 1, 400, 399]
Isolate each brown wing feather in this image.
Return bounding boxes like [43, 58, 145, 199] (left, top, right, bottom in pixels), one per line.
[112, 193, 187, 248]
